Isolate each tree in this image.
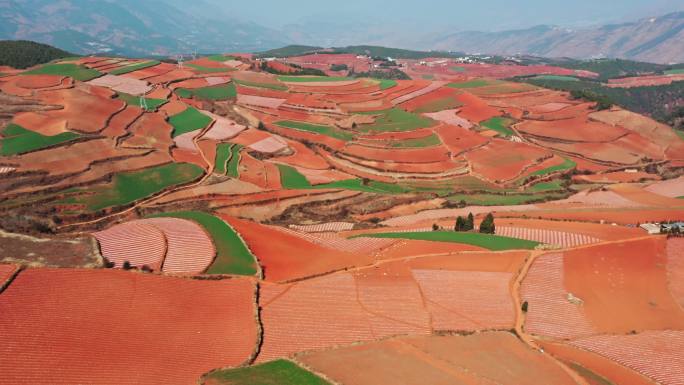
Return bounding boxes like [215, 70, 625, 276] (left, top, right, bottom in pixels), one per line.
[454, 216, 465, 231]
[432, 223, 440, 231]
[521, 301, 529, 312]
[479, 213, 495, 234]
[466, 213, 475, 231]
[258, 121, 265, 130]
[122, 261, 132, 270]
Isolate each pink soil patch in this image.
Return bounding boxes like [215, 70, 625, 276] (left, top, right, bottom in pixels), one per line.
[88, 74, 152, 96]
[143, 218, 215, 275]
[248, 136, 289, 154]
[0, 269, 256, 385]
[570, 331, 684, 385]
[296, 167, 353, 185]
[424, 109, 473, 128]
[412, 269, 515, 331]
[645, 176, 684, 198]
[392, 81, 447, 105]
[342, 145, 451, 163]
[201, 112, 246, 140]
[289, 222, 355, 232]
[496, 227, 600, 247]
[667, 238, 684, 309]
[92, 221, 167, 271]
[173, 129, 201, 151]
[237, 94, 286, 109]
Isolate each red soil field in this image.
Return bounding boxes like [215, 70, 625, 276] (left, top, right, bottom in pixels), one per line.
[122, 63, 175, 80]
[221, 216, 369, 282]
[299, 332, 577, 385]
[15, 75, 65, 89]
[412, 269, 515, 331]
[454, 92, 501, 123]
[0, 269, 256, 385]
[466, 139, 550, 182]
[521, 252, 597, 339]
[357, 127, 434, 142]
[400, 86, 462, 112]
[573, 171, 659, 184]
[237, 153, 282, 190]
[538, 340, 656, 385]
[0, 264, 18, 288]
[570, 331, 684, 385]
[266, 122, 347, 151]
[101, 105, 144, 139]
[342, 144, 451, 164]
[434, 123, 489, 154]
[338, 154, 464, 175]
[93, 221, 167, 271]
[373, 239, 486, 259]
[501, 207, 684, 225]
[160, 100, 187, 116]
[609, 183, 683, 207]
[517, 116, 628, 142]
[121, 112, 174, 151]
[145, 69, 195, 84]
[666, 238, 684, 310]
[275, 140, 329, 169]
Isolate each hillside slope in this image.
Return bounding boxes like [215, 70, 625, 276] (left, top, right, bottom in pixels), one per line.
[430, 12, 684, 64]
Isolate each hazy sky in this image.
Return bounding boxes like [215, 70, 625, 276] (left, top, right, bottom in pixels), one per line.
[217, 0, 683, 31]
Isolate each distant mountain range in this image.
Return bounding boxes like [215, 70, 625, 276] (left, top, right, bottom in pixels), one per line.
[428, 12, 684, 64]
[0, 0, 681, 63]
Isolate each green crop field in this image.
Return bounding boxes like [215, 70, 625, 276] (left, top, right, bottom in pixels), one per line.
[353, 231, 540, 251]
[277, 164, 312, 189]
[116, 92, 167, 111]
[23, 63, 101, 81]
[446, 191, 567, 206]
[528, 179, 566, 192]
[480, 117, 515, 137]
[529, 157, 576, 177]
[67, 163, 203, 211]
[176, 83, 236, 100]
[109, 60, 160, 75]
[203, 359, 330, 385]
[169, 106, 213, 137]
[451, 66, 466, 72]
[447, 79, 496, 89]
[531, 75, 579, 82]
[413, 97, 463, 114]
[1, 124, 81, 156]
[422, 74, 435, 80]
[206, 54, 236, 62]
[214, 143, 242, 177]
[233, 79, 288, 91]
[148, 211, 257, 276]
[665, 69, 684, 75]
[185, 63, 232, 73]
[275, 120, 354, 141]
[358, 108, 435, 132]
[277, 75, 352, 82]
[377, 79, 397, 90]
[389, 133, 442, 148]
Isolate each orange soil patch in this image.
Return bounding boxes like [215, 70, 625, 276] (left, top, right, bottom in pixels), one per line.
[14, 87, 125, 135]
[434, 123, 489, 154]
[159, 100, 187, 116]
[608, 183, 684, 207]
[101, 105, 143, 139]
[236, 84, 290, 99]
[145, 86, 171, 99]
[338, 153, 464, 175]
[564, 237, 684, 333]
[276, 140, 329, 169]
[237, 153, 281, 190]
[400, 86, 462, 112]
[532, 133, 664, 165]
[187, 57, 230, 69]
[0, 269, 256, 385]
[171, 78, 210, 90]
[501, 207, 684, 225]
[171, 148, 206, 169]
[342, 144, 451, 163]
[120, 112, 173, 151]
[539, 340, 656, 385]
[145, 69, 195, 84]
[0, 264, 18, 288]
[374, 239, 486, 259]
[265, 122, 347, 151]
[667, 238, 684, 309]
[573, 171, 659, 184]
[122, 63, 175, 80]
[570, 331, 684, 385]
[357, 127, 434, 142]
[466, 139, 550, 182]
[517, 116, 628, 142]
[13, 138, 148, 177]
[222, 216, 369, 282]
[454, 92, 501, 123]
[300, 332, 576, 385]
[15, 75, 64, 89]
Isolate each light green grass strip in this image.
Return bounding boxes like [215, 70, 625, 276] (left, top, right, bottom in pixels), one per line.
[665, 69, 684, 75]
[532, 75, 579, 82]
[480, 117, 515, 137]
[275, 120, 354, 141]
[278, 75, 352, 82]
[530, 158, 577, 177]
[357, 108, 434, 133]
[148, 211, 257, 276]
[176, 83, 236, 100]
[352, 231, 540, 251]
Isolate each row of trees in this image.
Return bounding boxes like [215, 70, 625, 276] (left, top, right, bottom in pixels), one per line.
[454, 213, 495, 234]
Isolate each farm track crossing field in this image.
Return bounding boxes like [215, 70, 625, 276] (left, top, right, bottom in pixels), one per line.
[203, 359, 331, 385]
[23, 63, 101, 81]
[148, 211, 257, 276]
[0, 124, 81, 156]
[169, 106, 213, 137]
[353, 231, 540, 250]
[66, 162, 204, 211]
[116, 92, 167, 111]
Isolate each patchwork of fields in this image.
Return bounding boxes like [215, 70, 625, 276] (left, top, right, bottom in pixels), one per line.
[1, 52, 683, 384]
